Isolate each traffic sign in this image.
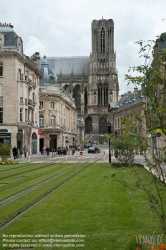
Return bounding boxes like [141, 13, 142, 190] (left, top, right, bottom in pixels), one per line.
[79, 151, 83, 155]
[156, 132, 161, 137]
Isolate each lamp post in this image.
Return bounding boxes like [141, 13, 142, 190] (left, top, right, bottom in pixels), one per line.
[108, 122, 112, 163]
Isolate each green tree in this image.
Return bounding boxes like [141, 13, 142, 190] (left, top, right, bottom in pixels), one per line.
[0, 142, 12, 162]
[124, 34, 166, 233]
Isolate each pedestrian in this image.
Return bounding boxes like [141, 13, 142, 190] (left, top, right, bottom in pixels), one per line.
[23, 145, 28, 157]
[46, 147, 50, 156]
[12, 146, 18, 160]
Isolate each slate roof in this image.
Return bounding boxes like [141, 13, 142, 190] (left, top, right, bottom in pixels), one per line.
[0, 25, 20, 47]
[46, 56, 90, 75]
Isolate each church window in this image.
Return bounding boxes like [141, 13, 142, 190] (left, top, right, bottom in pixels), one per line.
[99, 117, 107, 134]
[98, 83, 108, 106]
[63, 84, 69, 92]
[100, 27, 105, 53]
[85, 117, 92, 134]
[73, 85, 81, 107]
[0, 62, 3, 76]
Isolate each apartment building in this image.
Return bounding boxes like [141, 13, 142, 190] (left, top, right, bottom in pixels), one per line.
[0, 23, 42, 154]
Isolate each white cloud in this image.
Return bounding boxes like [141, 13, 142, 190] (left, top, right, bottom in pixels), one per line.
[1, 0, 166, 94]
[24, 36, 48, 57]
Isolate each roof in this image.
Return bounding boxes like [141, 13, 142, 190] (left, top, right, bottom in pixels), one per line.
[0, 25, 20, 47]
[46, 56, 90, 75]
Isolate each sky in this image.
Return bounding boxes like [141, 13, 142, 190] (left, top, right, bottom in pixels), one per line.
[1, 0, 166, 94]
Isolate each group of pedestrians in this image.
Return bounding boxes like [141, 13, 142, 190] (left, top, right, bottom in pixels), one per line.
[12, 145, 28, 159]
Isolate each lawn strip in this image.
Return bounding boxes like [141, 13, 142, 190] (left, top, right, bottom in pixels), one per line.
[0, 163, 80, 203]
[1, 164, 164, 250]
[0, 164, 87, 225]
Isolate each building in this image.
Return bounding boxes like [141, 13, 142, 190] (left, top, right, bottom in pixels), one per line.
[108, 88, 146, 154]
[46, 18, 119, 142]
[0, 23, 42, 154]
[38, 56, 78, 152]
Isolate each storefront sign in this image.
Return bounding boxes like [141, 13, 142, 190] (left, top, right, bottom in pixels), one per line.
[38, 129, 43, 135]
[0, 133, 11, 138]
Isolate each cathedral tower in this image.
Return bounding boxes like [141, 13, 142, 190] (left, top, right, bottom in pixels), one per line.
[85, 18, 119, 141]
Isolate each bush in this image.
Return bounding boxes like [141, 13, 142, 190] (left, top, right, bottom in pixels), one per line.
[0, 143, 12, 162]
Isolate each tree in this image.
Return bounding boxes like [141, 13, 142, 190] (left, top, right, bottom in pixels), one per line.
[0, 142, 12, 162]
[124, 34, 166, 234]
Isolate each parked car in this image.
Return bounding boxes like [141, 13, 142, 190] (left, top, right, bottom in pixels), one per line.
[58, 147, 67, 155]
[84, 143, 92, 148]
[88, 147, 100, 153]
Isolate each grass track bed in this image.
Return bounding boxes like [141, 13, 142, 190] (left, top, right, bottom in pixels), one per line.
[0, 164, 88, 225]
[0, 164, 77, 201]
[0, 163, 165, 250]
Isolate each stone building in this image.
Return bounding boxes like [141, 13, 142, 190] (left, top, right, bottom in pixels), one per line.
[47, 18, 119, 142]
[109, 88, 146, 139]
[0, 23, 42, 155]
[39, 56, 78, 152]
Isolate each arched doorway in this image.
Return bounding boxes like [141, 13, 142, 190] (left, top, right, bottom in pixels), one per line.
[31, 132, 37, 154]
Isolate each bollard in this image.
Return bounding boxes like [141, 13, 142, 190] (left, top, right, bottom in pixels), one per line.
[28, 152, 30, 162]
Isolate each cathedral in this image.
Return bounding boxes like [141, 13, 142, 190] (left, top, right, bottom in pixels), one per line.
[44, 18, 119, 142]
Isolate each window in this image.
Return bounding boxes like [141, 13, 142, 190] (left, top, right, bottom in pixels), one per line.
[20, 108, 23, 122]
[0, 84, 3, 102]
[0, 62, 3, 76]
[0, 108, 3, 123]
[20, 85, 23, 103]
[39, 115, 44, 127]
[0, 40, 2, 51]
[100, 27, 105, 53]
[40, 101, 43, 107]
[51, 102, 55, 109]
[51, 116, 55, 126]
[25, 109, 27, 121]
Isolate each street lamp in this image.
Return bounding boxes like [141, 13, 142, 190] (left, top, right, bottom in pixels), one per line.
[108, 122, 112, 163]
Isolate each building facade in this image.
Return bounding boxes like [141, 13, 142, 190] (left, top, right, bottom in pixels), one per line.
[47, 18, 119, 142]
[0, 23, 42, 155]
[39, 56, 78, 152]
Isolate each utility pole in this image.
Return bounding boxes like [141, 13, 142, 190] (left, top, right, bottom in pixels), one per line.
[108, 122, 112, 163]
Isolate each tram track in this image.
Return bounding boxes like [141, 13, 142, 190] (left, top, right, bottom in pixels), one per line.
[0, 156, 103, 230]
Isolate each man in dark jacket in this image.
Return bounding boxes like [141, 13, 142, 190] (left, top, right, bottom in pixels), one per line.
[12, 146, 18, 160]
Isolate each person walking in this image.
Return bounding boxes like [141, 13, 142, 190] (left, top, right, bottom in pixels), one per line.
[12, 146, 18, 160]
[23, 145, 28, 157]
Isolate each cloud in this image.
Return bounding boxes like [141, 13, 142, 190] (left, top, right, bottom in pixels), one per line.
[24, 36, 48, 57]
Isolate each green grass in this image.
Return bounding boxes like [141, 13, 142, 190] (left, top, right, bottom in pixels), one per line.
[0, 163, 165, 250]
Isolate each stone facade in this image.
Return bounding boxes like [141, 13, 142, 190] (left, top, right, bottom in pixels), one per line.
[38, 58, 78, 152]
[0, 23, 42, 155]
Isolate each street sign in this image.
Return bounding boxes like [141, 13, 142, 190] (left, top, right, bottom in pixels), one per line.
[79, 151, 83, 155]
[156, 132, 161, 137]
[75, 140, 78, 143]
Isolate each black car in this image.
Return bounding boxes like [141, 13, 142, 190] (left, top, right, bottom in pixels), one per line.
[58, 147, 67, 155]
[88, 147, 100, 153]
